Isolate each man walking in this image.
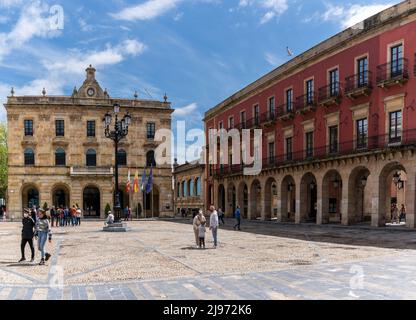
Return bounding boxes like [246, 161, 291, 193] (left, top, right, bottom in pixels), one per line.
[234, 205, 241, 231]
[50, 206, 56, 227]
[19, 209, 36, 263]
[209, 205, 219, 249]
[218, 207, 225, 225]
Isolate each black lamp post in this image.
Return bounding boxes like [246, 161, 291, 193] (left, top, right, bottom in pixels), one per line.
[103, 103, 131, 221]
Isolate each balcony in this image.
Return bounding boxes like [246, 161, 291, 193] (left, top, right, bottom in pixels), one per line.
[318, 83, 342, 107]
[70, 166, 113, 177]
[295, 93, 317, 114]
[376, 58, 409, 88]
[211, 130, 416, 178]
[259, 111, 276, 127]
[277, 103, 295, 121]
[345, 71, 373, 99]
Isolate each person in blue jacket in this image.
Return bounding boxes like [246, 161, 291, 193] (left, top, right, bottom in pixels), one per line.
[233, 205, 241, 231]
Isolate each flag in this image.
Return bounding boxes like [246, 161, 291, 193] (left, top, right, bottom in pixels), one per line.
[126, 170, 131, 194]
[146, 166, 153, 194]
[133, 170, 139, 193]
[140, 168, 147, 192]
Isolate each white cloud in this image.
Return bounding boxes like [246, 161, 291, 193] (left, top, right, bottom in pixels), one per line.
[110, 0, 182, 21]
[174, 102, 197, 116]
[0, 0, 23, 8]
[322, 3, 394, 29]
[238, 0, 288, 24]
[265, 52, 283, 66]
[44, 39, 146, 75]
[0, 1, 62, 60]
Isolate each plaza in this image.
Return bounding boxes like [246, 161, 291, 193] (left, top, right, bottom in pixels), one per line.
[1, 219, 416, 300]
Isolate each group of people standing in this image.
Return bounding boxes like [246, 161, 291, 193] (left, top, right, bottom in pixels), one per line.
[20, 208, 52, 265]
[49, 205, 82, 227]
[192, 205, 242, 249]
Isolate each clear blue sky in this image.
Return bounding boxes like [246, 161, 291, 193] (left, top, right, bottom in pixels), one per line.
[0, 0, 401, 130]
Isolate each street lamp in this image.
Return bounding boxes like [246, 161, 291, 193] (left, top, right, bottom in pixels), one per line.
[103, 103, 131, 221]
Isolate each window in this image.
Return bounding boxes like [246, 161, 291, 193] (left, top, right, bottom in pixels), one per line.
[189, 180, 193, 197]
[229, 117, 234, 129]
[286, 89, 293, 111]
[146, 150, 156, 167]
[181, 181, 185, 197]
[196, 177, 201, 196]
[55, 120, 65, 137]
[87, 121, 95, 137]
[24, 120, 33, 136]
[329, 69, 339, 96]
[329, 126, 338, 154]
[254, 105, 260, 125]
[391, 44, 403, 77]
[183, 181, 188, 198]
[55, 148, 66, 166]
[389, 111, 402, 143]
[306, 132, 314, 158]
[286, 137, 293, 161]
[147, 122, 156, 140]
[356, 118, 368, 149]
[240, 111, 246, 129]
[306, 80, 314, 104]
[24, 148, 35, 166]
[86, 149, 96, 167]
[329, 198, 337, 213]
[117, 149, 127, 166]
[268, 97, 275, 117]
[177, 183, 180, 197]
[357, 57, 368, 87]
[268, 142, 275, 164]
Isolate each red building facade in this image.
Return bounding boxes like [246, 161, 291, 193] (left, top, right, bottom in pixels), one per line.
[204, 1, 416, 228]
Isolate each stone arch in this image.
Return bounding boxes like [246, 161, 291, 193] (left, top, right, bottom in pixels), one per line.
[51, 183, 71, 208]
[237, 181, 248, 219]
[227, 182, 237, 217]
[347, 166, 371, 224]
[250, 179, 262, 220]
[21, 183, 40, 210]
[264, 177, 278, 220]
[379, 162, 408, 226]
[322, 169, 343, 224]
[281, 175, 296, 222]
[300, 172, 317, 223]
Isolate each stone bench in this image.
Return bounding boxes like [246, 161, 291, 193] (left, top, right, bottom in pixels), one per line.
[102, 222, 130, 232]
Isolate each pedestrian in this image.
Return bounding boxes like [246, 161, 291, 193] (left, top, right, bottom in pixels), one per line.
[105, 211, 114, 226]
[124, 206, 129, 221]
[392, 204, 399, 224]
[400, 204, 406, 223]
[30, 207, 37, 223]
[76, 206, 82, 226]
[19, 209, 36, 263]
[59, 206, 65, 227]
[192, 210, 206, 248]
[209, 205, 219, 248]
[233, 205, 241, 231]
[181, 208, 185, 218]
[218, 207, 225, 225]
[2, 206, 6, 222]
[64, 207, 70, 226]
[50, 206, 56, 227]
[70, 205, 77, 226]
[35, 209, 52, 265]
[198, 221, 206, 249]
[128, 207, 132, 221]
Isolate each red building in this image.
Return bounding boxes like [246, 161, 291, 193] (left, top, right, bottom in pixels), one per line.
[204, 1, 416, 228]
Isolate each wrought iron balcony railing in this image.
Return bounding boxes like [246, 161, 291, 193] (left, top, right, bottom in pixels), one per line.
[295, 93, 317, 113]
[318, 82, 342, 106]
[344, 71, 373, 98]
[376, 58, 409, 87]
[277, 103, 295, 120]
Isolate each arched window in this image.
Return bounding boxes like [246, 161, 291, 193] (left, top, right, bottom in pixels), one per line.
[117, 149, 127, 166]
[189, 179, 194, 197]
[86, 149, 96, 167]
[177, 183, 180, 197]
[181, 181, 186, 198]
[24, 148, 35, 166]
[195, 177, 201, 196]
[146, 150, 156, 167]
[184, 181, 188, 198]
[55, 148, 66, 166]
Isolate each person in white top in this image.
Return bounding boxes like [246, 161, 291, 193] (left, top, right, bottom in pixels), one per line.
[209, 205, 219, 248]
[105, 211, 114, 226]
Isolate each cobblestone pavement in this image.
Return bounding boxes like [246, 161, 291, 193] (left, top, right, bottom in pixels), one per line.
[1, 219, 416, 300]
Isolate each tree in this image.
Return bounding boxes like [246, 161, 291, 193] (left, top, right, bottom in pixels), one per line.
[0, 123, 7, 200]
[105, 203, 111, 215]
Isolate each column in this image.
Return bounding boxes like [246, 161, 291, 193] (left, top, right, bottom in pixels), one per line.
[295, 176, 302, 224]
[341, 172, 352, 226]
[405, 170, 416, 229]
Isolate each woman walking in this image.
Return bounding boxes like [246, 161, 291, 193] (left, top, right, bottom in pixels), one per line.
[35, 210, 52, 265]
